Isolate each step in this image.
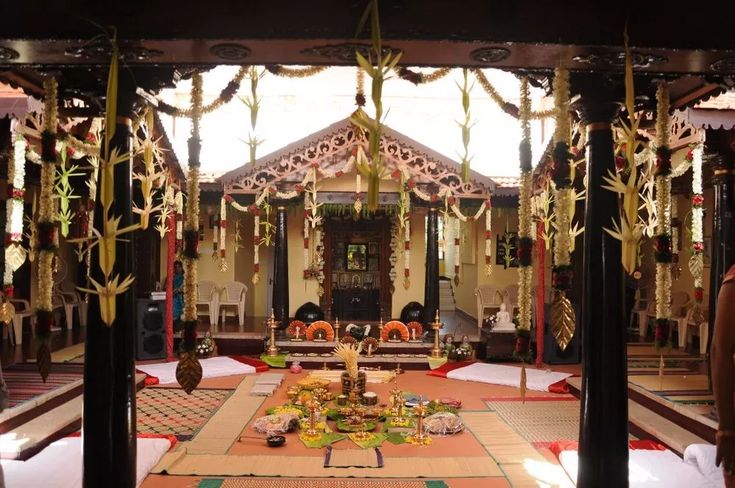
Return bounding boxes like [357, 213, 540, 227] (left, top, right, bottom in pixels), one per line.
[0, 395, 81, 460]
[566, 377, 711, 455]
[0, 373, 148, 461]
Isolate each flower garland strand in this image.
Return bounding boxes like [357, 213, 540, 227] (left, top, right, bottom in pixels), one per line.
[177, 72, 204, 394]
[688, 144, 706, 324]
[549, 67, 576, 351]
[484, 199, 493, 276]
[265, 65, 328, 78]
[3, 121, 28, 299]
[156, 66, 248, 118]
[395, 66, 452, 85]
[472, 69, 554, 120]
[653, 83, 673, 349]
[515, 76, 534, 360]
[35, 76, 59, 381]
[218, 195, 227, 271]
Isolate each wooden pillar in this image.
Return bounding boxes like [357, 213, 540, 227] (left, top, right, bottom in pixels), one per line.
[575, 78, 628, 488]
[272, 202, 289, 328]
[83, 77, 137, 487]
[424, 206, 440, 324]
[706, 131, 735, 367]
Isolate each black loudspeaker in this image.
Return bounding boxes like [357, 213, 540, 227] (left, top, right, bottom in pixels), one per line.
[542, 304, 581, 364]
[136, 299, 166, 360]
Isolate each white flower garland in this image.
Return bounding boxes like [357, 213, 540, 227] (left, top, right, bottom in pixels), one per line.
[175, 190, 184, 252]
[454, 217, 461, 282]
[484, 201, 492, 276]
[389, 221, 399, 286]
[3, 122, 27, 296]
[219, 196, 227, 259]
[553, 188, 572, 267]
[253, 214, 260, 285]
[403, 216, 411, 289]
[688, 144, 705, 304]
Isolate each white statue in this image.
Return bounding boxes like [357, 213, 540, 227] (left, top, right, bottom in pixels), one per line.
[493, 302, 515, 332]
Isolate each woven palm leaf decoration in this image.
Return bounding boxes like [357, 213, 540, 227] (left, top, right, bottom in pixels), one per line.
[550, 291, 576, 351]
[176, 351, 203, 395]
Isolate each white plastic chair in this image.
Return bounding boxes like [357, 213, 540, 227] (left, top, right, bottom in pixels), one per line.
[197, 280, 219, 326]
[503, 284, 519, 317]
[217, 281, 248, 327]
[474, 285, 503, 330]
[639, 291, 691, 340]
[676, 304, 709, 355]
[8, 298, 35, 346]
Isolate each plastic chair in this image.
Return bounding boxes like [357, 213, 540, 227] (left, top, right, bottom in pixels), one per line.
[474, 285, 503, 330]
[8, 298, 35, 346]
[217, 281, 248, 327]
[197, 280, 219, 326]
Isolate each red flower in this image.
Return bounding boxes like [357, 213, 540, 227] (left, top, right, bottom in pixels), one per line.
[448, 197, 456, 206]
[66, 146, 76, 157]
[391, 169, 400, 179]
[695, 287, 704, 302]
[253, 264, 260, 272]
[406, 180, 416, 189]
[686, 149, 694, 162]
[294, 184, 303, 193]
[404, 269, 410, 277]
[335, 171, 344, 177]
[404, 242, 410, 250]
[3, 286, 14, 298]
[304, 238, 310, 249]
[310, 162, 319, 169]
[692, 194, 704, 206]
[224, 194, 234, 203]
[431, 194, 439, 202]
[219, 220, 226, 229]
[693, 242, 704, 252]
[485, 256, 491, 264]
[615, 156, 626, 171]
[454, 238, 460, 246]
[268, 187, 277, 194]
[485, 231, 492, 239]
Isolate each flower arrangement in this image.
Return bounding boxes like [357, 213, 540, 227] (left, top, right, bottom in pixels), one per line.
[3, 123, 28, 298]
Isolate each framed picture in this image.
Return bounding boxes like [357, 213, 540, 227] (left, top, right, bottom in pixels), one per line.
[496, 231, 519, 268]
[351, 273, 362, 288]
[339, 273, 350, 288]
[368, 242, 378, 256]
[346, 243, 367, 271]
[368, 257, 379, 271]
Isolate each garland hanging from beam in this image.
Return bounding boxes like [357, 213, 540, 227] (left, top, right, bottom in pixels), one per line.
[177, 72, 204, 394]
[472, 69, 554, 120]
[156, 66, 248, 118]
[35, 76, 59, 381]
[687, 144, 706, 324]
[3, 121, 28, 300]
[653, 83, 673, 349]
[549, 67, 576, 351]
[515, 76, 534, 361]
[265, 65, 329, 78]
[457, 68, 474, 183]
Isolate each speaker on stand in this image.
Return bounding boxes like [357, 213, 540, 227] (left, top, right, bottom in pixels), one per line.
[136, 299, 167, 360]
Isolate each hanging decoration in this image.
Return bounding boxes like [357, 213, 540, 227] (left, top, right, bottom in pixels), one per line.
[3, 122, 28, 301]
[515, 76, 534, 359]
[55, 143, 82, 238]
[175, 190, 184, 253]
[240, 66, 265, 166]
[457, 68, 474, 182]
[253, 211, 261, 285]
[76, 43, 138, 330]
[177, 72, 204, 394]
[603, 29, 650, 275]
[35, 76, 59, 382]
[454, 217, 461, 285]
[265, 65, 328, 78]
[156, 66, 248, 118]
[403, 210, 411, 290]
[155, 183, 175, 240]
[549, 67, 576, 351]
[688, 144, 706, 324]
[350, 0, 402, 211]
[395, 66, 452, 85]
[484, 199, 493, 276]
[472, 69, 554, 120]
[388, 220, 399, 292]
[132, 108, 166, 230]
[653, 83, 673, 349]
[218, 195, 227, 271]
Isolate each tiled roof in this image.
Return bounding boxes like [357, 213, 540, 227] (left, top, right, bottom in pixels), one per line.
[695, 90, 735, 110]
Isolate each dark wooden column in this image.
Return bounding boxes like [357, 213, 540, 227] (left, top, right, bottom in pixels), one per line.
[575, 77, 628, 488]
[706, 130, 735, 366]
[424, 206, 440, 324]
[272, 202, 289, 328]
[83, 76, 137, 487]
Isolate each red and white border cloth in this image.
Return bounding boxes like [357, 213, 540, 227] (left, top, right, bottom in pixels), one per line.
[2, 434, 174, 488]
[136, 355, 268, 385]
[550, 440, 724, 487]
[428, 361, 572, 393]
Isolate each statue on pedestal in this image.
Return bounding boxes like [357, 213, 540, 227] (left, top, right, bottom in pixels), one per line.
[492, 302, 515, 332]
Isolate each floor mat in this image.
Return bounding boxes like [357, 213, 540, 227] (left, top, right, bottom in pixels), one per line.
[137, 388, 233, 440]
[3, 363, 84, 408]
[324, 447, 383, 468]
[484, 400, 580, 443]
[628, 374, 710, 393]
[197, 480, 448, 488]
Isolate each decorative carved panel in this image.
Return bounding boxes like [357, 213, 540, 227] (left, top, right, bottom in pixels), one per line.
[469, 47, 511, 64]
[0, 47, 20, 62]
[65, 42, 163, 62]
[301, 43, 399, 63]
[572, 51, 668, 69]
[209, 43, 251, 61]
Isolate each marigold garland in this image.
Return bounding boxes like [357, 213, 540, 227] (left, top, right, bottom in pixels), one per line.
[157, 66, 248, 118]
[395, 66, 452, 85]
[181, 72, 203, 355]
[653, 83, 673, 349]
[265, 65, 328, 78]
[472, 69, 554, 120]
[516, 76, 534, 340]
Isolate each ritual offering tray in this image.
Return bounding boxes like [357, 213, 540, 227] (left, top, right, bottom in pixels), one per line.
[297, 378, 330, 390]
[336, 418, 377, 433]
[362, 392, 378, 406]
